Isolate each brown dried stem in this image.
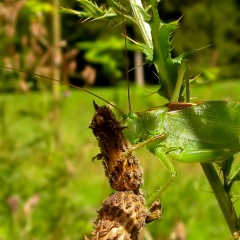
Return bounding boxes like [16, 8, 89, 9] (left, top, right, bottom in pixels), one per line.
[87, 102, 162, 239]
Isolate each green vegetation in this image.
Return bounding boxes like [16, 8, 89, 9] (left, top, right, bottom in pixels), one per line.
[1, 0, 240, 239]
[1, 84, 240, 239]
[1, 0, 240, 91]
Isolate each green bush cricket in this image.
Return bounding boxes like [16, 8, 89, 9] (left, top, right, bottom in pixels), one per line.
[4, 65, 240, 191]
[122, 100, 240, 192]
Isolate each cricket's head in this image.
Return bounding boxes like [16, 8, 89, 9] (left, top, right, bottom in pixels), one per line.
[122, 107, 168, 144]
[122, 111, 147, 144]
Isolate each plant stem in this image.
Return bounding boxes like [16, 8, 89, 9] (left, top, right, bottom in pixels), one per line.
[52, 0, 61, 100]
[129, 0, 152, 49]
[170, 59, 186, 102]
[201, 163, 240, 239]
[129, 0, 179, 100]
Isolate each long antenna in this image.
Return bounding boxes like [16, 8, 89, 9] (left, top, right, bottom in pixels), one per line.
[0, 66, 124, 115]
[120, 2, 132, 112]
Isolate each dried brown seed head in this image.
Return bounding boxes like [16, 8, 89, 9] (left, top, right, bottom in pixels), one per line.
[91, 191, 147, 240]
[90, 103, 143, 193]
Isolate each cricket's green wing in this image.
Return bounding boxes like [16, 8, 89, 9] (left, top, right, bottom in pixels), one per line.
[164, 101, 240, 162]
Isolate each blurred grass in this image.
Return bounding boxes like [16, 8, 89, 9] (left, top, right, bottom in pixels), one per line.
[1, 81, 240, 239]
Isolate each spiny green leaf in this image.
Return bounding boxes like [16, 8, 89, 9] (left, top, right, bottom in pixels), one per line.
[174, 45, 211, 64]
[61, 0, 116, 20]
[60, 8, 85, 16]
[174, 50, 197, 64]
[139, 43, 153, 63]
[77, 0, 105, 16]
[134, 5, 151, 22]
[151, 21, 179, 100]
[62, 0, 134, 23]
[106, 0, 122, 13]
[124, 36, 153, 63]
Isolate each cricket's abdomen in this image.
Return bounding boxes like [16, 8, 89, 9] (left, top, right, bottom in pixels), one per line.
[164, 101, 240, 163]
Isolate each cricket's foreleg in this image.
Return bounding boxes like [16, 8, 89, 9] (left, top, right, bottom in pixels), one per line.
[125, 133, 168, 156]
[147, 147, 177, 206]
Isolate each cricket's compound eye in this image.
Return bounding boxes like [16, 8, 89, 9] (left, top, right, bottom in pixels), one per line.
[122, 112, 146, 144]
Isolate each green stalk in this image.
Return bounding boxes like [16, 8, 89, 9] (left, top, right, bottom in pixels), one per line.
[170, 60, 186, 102]
[52, 0, 61, 99]
[129, 0, 178, 100]
[51, 0, 62, 149]
[201, 163, 240, 239]
[129, 0, 152, 49]
[149, 0, 174, 99]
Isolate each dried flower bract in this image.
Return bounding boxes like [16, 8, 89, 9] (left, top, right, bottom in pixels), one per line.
[89, 102, 143, 193]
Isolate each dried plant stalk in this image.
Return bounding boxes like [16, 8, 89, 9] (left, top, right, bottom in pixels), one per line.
[88, 102, 162, 240]
[89, 101, 143, 194]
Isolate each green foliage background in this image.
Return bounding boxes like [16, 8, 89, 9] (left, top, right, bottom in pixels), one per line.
[1, 0, 240, 239]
